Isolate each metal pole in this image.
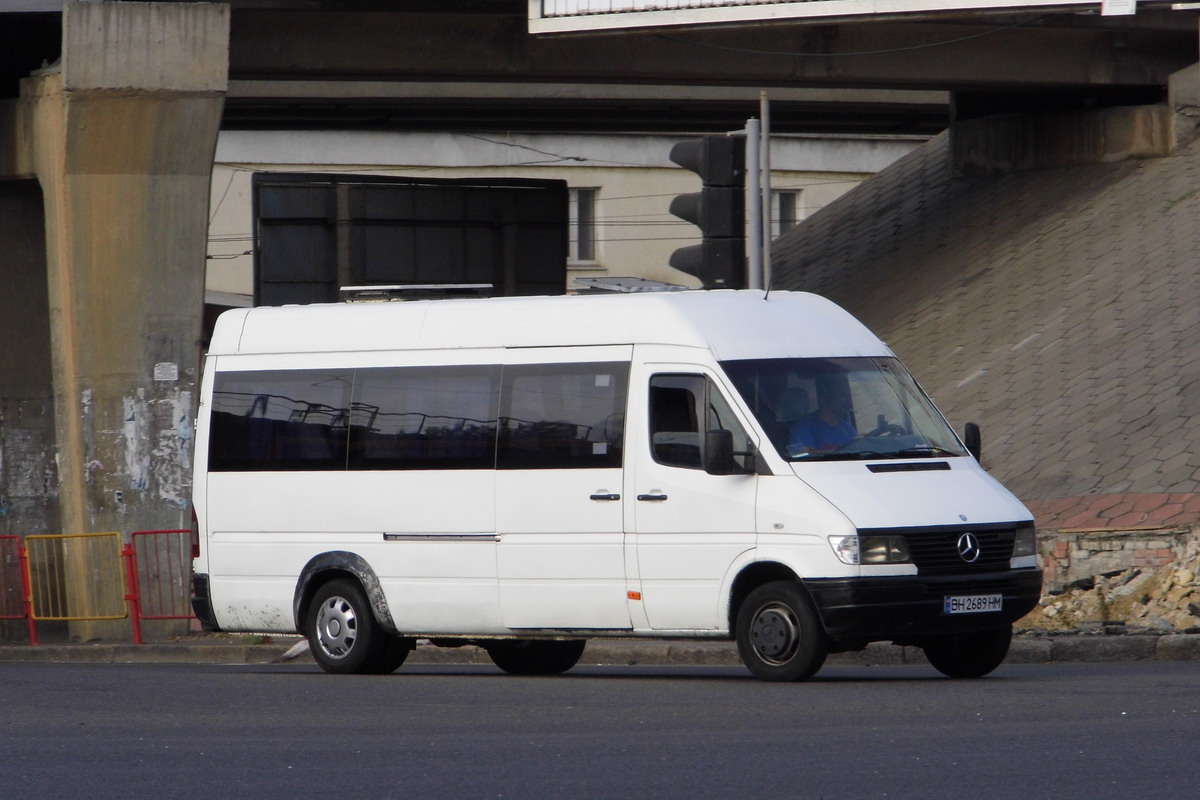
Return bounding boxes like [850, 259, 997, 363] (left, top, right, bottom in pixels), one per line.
[123, 544, 144, 645]
[759, 91, 772, 289]
[745, 118, 762, 290]
[18, 545, 38, 646]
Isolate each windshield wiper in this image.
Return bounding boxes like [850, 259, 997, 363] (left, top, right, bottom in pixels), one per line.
[790, 446, 959, 462]
[791, 450, 886, 461]
[894, 446, 958, 458]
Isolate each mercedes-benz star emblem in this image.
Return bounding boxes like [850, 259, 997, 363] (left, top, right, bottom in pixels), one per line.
[957, 532, 981, 563]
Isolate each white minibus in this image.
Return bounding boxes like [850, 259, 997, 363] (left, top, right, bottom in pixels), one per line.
[190, 290, 1041, 681]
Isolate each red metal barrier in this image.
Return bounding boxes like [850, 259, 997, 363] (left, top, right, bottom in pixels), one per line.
[1, 529, 194, 646]
[0, 535, 37, 644]
[126, 529, 195, 645]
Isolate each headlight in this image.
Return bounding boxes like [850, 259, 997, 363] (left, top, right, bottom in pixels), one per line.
[861, 535, 911, 564]
[827, 534, 911, 565]
[1012, 524, 1037, 557]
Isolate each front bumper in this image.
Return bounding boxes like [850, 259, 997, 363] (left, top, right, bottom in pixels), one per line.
[802, 568, 1042, 644]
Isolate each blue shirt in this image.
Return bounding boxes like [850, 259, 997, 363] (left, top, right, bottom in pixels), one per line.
[789, 412, 857, 451]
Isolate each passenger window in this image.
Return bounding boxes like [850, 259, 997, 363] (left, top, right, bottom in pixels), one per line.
[349, 365, 500, 470]
[209, 369, 353, 471]
[649, 374, 754, 472]
[497, 363, 628, 469]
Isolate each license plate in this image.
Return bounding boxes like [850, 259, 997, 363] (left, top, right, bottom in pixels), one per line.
[944, 594, 1003, 614]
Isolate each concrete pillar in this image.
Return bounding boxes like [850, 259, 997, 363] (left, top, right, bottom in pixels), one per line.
[0, 2, 228, 639]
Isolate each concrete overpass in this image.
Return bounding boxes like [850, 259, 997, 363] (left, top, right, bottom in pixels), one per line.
[0, 1, 1196, 638]
[231, 6, 1194, 135]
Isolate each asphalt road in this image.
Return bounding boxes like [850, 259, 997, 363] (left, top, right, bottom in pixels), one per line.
[2, 661, 1197, 799]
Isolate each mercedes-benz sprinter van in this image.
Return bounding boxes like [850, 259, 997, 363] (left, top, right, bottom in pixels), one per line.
[190, 290, 1041, 681]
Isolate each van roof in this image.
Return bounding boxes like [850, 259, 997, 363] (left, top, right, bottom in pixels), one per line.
[208, 290, 892, 362]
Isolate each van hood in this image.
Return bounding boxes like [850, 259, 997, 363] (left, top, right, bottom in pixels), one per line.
[790, 459, 1032, 530]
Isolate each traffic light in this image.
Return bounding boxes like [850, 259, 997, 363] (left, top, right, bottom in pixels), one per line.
[668, 135, 746, 289]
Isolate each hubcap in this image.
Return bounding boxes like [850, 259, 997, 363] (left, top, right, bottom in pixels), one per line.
[750, 602, 801, 664]
[315, 595, 358, 659]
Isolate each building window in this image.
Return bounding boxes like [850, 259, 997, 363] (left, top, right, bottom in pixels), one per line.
[570, 187, 598, 264]
[773, 190, 799, 240]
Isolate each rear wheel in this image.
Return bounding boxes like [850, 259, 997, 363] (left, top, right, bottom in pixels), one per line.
[485, 639, 586, 675]
[306, 578, 413, 675]
[923, 624, 1013, 678]
[735, 581, 827, 682]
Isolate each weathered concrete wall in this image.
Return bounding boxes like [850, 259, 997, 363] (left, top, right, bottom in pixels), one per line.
[0, 180, 58, 539]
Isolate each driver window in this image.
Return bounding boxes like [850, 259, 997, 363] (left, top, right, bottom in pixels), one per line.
[649, 374, 752, 470]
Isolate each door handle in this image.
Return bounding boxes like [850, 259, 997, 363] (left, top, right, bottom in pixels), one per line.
[637, 493, 668, 502]
[589, 492, 621, 501]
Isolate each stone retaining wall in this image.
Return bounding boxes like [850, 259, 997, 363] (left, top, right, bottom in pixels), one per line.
[1027, 492, 1200, 591]
[1027, 525, 1200, 631]
[1037, 527, 1193, 591]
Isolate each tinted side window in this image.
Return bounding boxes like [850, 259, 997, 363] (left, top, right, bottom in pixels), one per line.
[649, 374, 753, 471]
[649, 374, 705, 469]
[208, 362, 628, 472]
[497, 362, 628, 469]
[209, 369, 352, 471]
[348, 365, 500, 470]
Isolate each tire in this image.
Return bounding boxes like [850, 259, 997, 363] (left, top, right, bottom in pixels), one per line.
[923, 624, 1013, 679]
[373, 633, 416, 674]
[735, 581, 828, 682]
[485, 639, 586, 676]
[306, 578, 412, 675]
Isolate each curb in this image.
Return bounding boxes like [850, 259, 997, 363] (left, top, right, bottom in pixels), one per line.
[1, 633, 1198, 667]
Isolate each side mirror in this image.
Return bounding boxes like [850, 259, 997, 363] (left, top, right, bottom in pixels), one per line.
[964, 422, 982, 462]
[704, 429, 755, 475]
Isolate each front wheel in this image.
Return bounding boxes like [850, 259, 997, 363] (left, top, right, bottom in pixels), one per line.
[735, 581, 828, 682]
[922, 624, 1013, 678]
[306, 578, 413, 675]
[485, 639, 586, 675]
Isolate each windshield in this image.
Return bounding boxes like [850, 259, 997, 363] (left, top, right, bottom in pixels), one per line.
[720, 357, 968, 461]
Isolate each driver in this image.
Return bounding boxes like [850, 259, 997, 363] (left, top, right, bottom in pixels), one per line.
[789, 374, 857, 452]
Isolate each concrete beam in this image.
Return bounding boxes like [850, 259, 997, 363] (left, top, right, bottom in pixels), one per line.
[228, 10, 1197, 91]
[62, 1, 229, 93]
[950, 103, 1175, 175]
[227, 78, 948, 106]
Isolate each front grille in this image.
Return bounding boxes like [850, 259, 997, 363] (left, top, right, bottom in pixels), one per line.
[865, 525, 1017, 576]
